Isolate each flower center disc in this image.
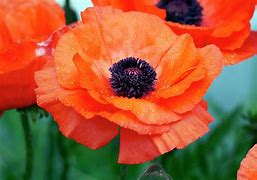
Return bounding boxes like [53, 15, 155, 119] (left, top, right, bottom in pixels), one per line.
[109, 57, 156, 98]
[157, 0, 203, 26]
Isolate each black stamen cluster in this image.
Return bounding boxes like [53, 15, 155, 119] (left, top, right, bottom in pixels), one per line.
[109, 57, 157, 98]
[157, 0, 203, 26]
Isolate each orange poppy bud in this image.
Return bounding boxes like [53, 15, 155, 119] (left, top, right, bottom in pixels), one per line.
[35, 7, 223, 164]
[0, 0, 65, 111]
[92, 0, 257, 65]
[238, 144, 257, 180]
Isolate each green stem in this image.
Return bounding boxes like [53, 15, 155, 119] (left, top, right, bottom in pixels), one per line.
[120, 164, 128, 180]
[45, 120, 55, 180]
[57, 132, 69, 180]
[20, 109, 33, 180]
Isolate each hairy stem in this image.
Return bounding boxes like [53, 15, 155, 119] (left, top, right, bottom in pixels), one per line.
[120, 164, 128, 180]
[20, 109, 33, 180]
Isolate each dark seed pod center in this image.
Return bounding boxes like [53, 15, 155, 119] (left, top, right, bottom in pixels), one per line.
[109, 57, 157, 98]
[157, 0, 203, 26]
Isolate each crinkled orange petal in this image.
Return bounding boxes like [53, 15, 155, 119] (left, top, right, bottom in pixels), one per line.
[99, 111, 172, 135]
[200, 0, 255, 32]
[119, 128, 163, 164]
[54, 21, 112, 89]
[35, 60, 118, 149]
[200, 0, 255, 50]
[4, 0, 65, 43]
[91, 0, 165, 18]
[92, 0, 256, 58]
[159, 45, 223, 113]
[131, 0, 165, 19]
[73, 50, 112, 104]
[0, 0, 65, 51]
[47, 102, 118, 149]
[35, 59, 171, 135]
[0, 0, 65, 111]
[105, 96, 181, 125]
[54, 30, 81, 89]
[156, 34, 197, 87]
[155, 65, 206, 99]
[0, 8, 12, 51]
[0, 56, 46, 111]
[0, 42, 37, 74]
[59, 92, 173, 134]
[190, 0, 255, 52]
[58, 90, 174, 135]
[81, 5, 123, 23]
[0, 42, 46, 111]
[168, 18, 251, 52]
[155, 34, 206, 98]
[81, 7, 178, 68]
[35, 59, 73, 105]
[91, 0, 134, 11]
[165, 21, 211, 47]
[59, 90, 116, 120]
[237, 144, 257, 180]
[209, 25, 251, 51]
[223, 31, 257, 65]
[35, 58, 110, 119]
[118, 103, 213, 164]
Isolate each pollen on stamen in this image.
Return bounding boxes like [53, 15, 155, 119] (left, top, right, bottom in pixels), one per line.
[109, 57, 157, 98]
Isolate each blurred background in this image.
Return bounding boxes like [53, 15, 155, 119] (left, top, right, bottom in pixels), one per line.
[0, 1, 257, 179]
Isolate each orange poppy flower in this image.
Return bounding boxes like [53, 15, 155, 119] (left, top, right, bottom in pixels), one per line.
[0, 0, 65, 111]
[35, 7, 223, 164]
[237, 144, 257, 180]
[92, 0, 257, 65]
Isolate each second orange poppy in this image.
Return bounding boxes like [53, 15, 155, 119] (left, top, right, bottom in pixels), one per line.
[92, 0, 257, 65]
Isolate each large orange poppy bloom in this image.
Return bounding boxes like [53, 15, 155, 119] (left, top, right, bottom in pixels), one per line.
[92, 0, 257, 65]
[238, 144, 257, 180]
[0, 0, 65, 111]
[35, 7, 223, 164]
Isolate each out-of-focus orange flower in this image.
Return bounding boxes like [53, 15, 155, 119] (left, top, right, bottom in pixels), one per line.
[238, 144, 257, 180]
[0, 0, 65, 111]
[92, 0, 257, 65]
[35, 7, 223, 164]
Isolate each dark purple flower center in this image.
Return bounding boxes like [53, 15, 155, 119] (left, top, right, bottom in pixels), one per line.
[109, 57, 156, 98]
[157, 0, 203, 26]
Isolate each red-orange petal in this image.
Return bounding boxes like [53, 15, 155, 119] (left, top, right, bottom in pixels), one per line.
[159, 44, 223, 114]
[105, 96, 181, 125]
[0, 0, 65, 111]
[118, 103, 212, 164]
[237, 144, 257, 180]
[35, 60, 118, 149]
[81, 7, 178, 68]
[59, 92, 173, 135]
[54, 19, 112, 89]
[223, 31, 257, 65]
[73, 52, 112, 104]
[35, 59, 171, 135]
[0, 44, 46, 111]
[91, 0, 134, 11]
[0, 42, 37, 74]
[91, 0, 165, 18]
[4, 0, 65, 43]
[155, 34, 205, 98]
[47, 102, 118, 149]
